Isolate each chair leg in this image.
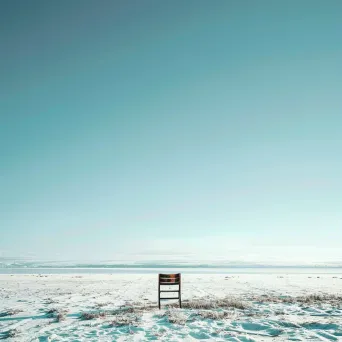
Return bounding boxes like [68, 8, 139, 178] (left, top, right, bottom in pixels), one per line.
[158, 283, 161, 309]
[179, 282, 181, 308]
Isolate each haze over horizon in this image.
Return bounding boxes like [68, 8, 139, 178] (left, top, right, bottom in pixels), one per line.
[1, 1, 341, 264]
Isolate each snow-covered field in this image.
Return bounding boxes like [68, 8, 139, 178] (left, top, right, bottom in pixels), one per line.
[1, 273, 342, 341]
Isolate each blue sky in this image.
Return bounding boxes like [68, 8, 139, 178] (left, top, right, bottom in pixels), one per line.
[1, 0, 341, 264]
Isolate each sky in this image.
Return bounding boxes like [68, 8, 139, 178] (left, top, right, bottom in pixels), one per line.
[1, 0, 341, 264]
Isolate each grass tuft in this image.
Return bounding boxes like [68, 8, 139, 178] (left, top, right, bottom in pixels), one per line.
[45, 308, 68, 322]
[251, 293, 342, 307]
[109, 313, 141, 327]
[0, 308, 23, 317]
[1, 329, 19, 339]
[181, 297, 249, 310]
[164, 309, 188, 325]
[94, 302, 110, 309]
[80, 312, 106, 320]
[196, 310, 236, 320]
[56, 313, 66, 322]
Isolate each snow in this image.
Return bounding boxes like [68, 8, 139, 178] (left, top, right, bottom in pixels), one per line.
[1, 273, 342, 341]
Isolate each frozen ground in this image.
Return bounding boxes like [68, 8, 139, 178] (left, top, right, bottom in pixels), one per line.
[1, 273, 342, 341]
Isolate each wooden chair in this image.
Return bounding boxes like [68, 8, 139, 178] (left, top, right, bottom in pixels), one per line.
[158, 273, 181, 309]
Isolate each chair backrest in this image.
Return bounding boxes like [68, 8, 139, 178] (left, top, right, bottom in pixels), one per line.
[159, 273, 181, 285]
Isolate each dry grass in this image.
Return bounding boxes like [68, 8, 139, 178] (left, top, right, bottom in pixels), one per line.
[297, 294, 342, 305]
[46, 308, 59, 316]
[94, 302, 110, 309]
[45, 308, 68, 322]
[196, 310, 237, 320]
[7, 329, 18, 337]
[109, 313, 141, 327]
[56, 313, 66, 322]
[81, 296, 249, 324]
[158, 306, 241, 324]
[0, 308, 23, 317]
[1, 329, 19, 339]
[181, 297, 249, 310]
[251, 293, 342, 307]
[79, 305, 144, 321]
[116, 306, 135, 314]
[164, 309, 188, 325]
[80, 312, 107, 320]
[114, 303, 158, 314]
[44, 298, 57, 304]
[128, 301, 157, 311]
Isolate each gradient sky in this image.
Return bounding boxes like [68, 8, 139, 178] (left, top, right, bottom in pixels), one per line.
[1, 0, 341, 263]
